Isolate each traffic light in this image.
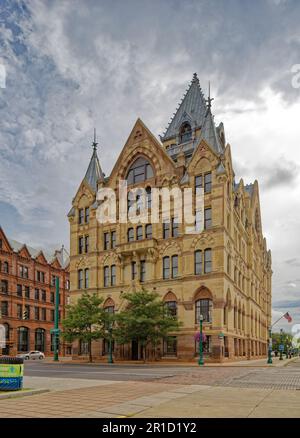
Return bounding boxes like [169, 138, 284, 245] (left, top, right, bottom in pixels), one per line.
[22, 310, 28, 320]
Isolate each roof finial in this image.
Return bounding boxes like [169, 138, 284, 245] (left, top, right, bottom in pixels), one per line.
[206, 81, 214, 111]
[192, 72, 198, 83]
[92, 128, 98, 151]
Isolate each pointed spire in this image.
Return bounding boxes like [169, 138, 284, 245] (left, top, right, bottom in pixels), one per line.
[161, 73, 207, 141]
[92, 128, 98, 151]
[83, 129, 105, 191]
[206, 81, 214, 113]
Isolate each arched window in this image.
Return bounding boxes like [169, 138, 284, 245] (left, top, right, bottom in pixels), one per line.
[128, 228, 134, 242]
[126, 157, 154, 185]
[179, 122, 192, 143]
[35, 328, 45, 352]
[17, 327, 29, 352]
[4, 323, 9, 341]
[164, 301, 177, 317]
[3, 261, 9, 273]
[195, 299, 212, 323]
[84, 268, 89, 289]
[163, 256, 170, 279]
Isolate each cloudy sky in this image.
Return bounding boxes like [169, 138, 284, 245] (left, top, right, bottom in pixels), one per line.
[1, 0, 300, 331]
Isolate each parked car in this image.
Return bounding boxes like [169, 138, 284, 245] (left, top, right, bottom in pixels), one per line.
[17, 351, 45, 360]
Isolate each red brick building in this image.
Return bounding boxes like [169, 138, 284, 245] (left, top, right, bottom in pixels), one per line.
[0, 226, 70, 356]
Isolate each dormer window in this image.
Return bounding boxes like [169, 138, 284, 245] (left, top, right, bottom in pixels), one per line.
[179, 122, 192, 143]
[126, 157, 154, 185]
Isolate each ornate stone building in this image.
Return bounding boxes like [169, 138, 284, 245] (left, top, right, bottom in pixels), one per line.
[0, 226, 70, 356]
[68, 74, 272, 362]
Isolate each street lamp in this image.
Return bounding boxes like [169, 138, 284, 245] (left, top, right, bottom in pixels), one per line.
[279, 328, 284, 360]
[267, 325, 272, 364]
[198, 314, 204, 366]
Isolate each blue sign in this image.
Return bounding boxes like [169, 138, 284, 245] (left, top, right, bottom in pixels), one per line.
[279, 344, 284, 351]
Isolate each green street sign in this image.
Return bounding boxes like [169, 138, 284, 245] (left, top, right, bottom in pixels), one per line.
[50, 328, 61, 334]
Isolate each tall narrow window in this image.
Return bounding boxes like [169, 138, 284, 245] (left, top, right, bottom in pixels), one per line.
[171, 255, 178, 278]
[163, 257, 170, 279]
[111, 265, 116, 286]
[104, 232, 110, 250]
[79, 237, 84, 254]
[195, 299, 213, 323]
[195, 250, 202, 275]
[204, 208, 212, 229]
[146, 187, 152, 209]
[111, 231, 116, 249]
[128, 228, 134, 242]
[78, 270, 83, 289]
[104, 266, 110, 287]
[163, 222, 170, 239]
[195, 175, 202, 193]
[145, 224, 152, 239]
[164, 301, 177, 317]
[85, 207, 90, 223]
[179, 122, 192, 143]
[79, 208, 84, 224]
[85, 235, 89, 253]
[131, 261, 137, 280]
[204, 249, 212, 273]
[204, 172, 212, 193]
[140, 260, 146, 282]
[136, 226, 143, 241]
[172, 218, 179, 237]
[84, 269, 89, 289]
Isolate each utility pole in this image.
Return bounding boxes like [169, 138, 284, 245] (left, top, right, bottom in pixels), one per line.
[53, 277, 60, 361]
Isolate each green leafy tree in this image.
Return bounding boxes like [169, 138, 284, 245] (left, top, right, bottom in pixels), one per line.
[62, 293, 108, 362]
[114, 289, 181, 361]
[272, 332, 293, 353]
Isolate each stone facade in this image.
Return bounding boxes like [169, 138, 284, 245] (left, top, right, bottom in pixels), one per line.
[68, 74, 272, 362]
[0, 226, 70, 356]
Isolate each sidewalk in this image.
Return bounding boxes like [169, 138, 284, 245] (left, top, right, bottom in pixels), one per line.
[132, 385, 300, 418]
[43, 356, 297, 368]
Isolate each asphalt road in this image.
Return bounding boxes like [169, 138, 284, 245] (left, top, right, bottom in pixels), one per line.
[23, 361, 191, 381]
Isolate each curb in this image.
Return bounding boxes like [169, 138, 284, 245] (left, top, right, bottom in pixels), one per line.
[0, 388, 49, 400]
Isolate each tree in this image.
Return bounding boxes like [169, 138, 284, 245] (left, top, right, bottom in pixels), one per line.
[114, 289, 181, 361]
[62, 293, 108, 362]
[272, 331, 293, 353]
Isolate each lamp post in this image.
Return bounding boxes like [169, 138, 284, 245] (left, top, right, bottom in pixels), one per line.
[267, 325, 272, 364]
[279, 328, 283, 360]
[108, 322, 113, 364]
[198, 314, 204, 366]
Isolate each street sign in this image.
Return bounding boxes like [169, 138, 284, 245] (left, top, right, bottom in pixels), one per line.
[50, 328, 61, 334]
[279, 344, 284, 351]
[218, 332, 224, 339]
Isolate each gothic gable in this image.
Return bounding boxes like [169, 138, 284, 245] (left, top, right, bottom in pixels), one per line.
[108, 118, 178, 189]
[0, 227, 13, 253]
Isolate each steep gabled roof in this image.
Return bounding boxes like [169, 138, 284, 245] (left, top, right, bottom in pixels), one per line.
[161, 73, 207, 141]
[199, 108, 224, 154]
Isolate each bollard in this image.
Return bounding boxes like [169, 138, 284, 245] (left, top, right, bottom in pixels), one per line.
[0, 356, 24, 391]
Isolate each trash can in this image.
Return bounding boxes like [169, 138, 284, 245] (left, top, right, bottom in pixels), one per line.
[0, 356, 24, 391]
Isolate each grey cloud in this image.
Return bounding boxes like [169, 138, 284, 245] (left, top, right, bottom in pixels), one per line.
[273, 300, 300, 309]
[285, 258, 300, 267]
